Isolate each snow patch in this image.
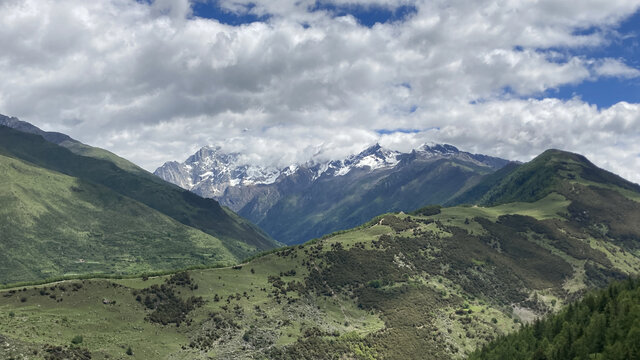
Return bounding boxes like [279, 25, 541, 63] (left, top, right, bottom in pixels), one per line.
[154, 142, 493, 199]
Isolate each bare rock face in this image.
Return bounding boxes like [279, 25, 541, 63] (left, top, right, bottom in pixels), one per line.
[154, 146, 282, 201]
[153, 161, 192, 190]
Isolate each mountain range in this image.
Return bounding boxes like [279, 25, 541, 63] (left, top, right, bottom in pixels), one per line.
[1, 143, 639, 359]
[0, 115, 278, 284]
[155, 143, 511, 244]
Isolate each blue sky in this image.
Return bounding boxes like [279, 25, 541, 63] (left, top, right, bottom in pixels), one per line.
[307, 2, 418, 27]
[548, 9, 640, 107]
[192, 1, 418, 27]
[192, 1, 270, 25]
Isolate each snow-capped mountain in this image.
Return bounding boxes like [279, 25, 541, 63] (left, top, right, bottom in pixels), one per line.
[155, 142, 510, 244]
[154, 146, 281, 198]
[155, 142, 506, 204]
[155, 143, 405, 198]
[316, 143, 401, 177]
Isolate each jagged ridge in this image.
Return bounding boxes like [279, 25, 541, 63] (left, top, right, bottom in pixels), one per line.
[155, 142, 510, 244]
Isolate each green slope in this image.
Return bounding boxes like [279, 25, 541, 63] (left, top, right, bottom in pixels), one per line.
[59, 140, 151, 176]
[463, 149, 640, 206]
[447, 161, 521, 206]
[0, 153, 238, 283]
[469, 277, 640, 360]
[1, 149, 639, 359]
[0, 126, 277, 256]
[0, 125, 278, 284]
[1, 114, 148, 176]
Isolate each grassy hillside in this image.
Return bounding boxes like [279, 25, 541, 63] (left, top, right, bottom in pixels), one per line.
[460, 149, 640, 206]
[1, 149, 639, 359]
[0, 125, 279, 284]
[447, 162, 521, 206]
[0, 154, 240, 284]
[59, 140, 151, 176]
[0, 126, 277, 256]
[1, 113, 150, 176]
[469, 277, 640, 360]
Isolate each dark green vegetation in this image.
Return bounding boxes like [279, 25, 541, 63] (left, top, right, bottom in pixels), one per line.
[1, 149, 639, 359]
[411, 204, 442, 216]
[451, 149, 640, 206]
[470, 277, 640, 360]
[0, 124, 277, 284]
[238, 152, 507, 244]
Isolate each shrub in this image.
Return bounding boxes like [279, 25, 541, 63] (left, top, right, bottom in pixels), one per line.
[166, 271, 192, 287]
[411, 205, 442, 216]
[71, 335, 83, 345]
[138, 284, 204, 325]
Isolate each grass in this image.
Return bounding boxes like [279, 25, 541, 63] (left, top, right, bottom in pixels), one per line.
[322, 224, 392, 249]
[1, 146, 640, 359]
[436, 192, 570, 223]
[0, 281, 188, 359]
[1, 243, 386, 359]
[587, 238, 640, 275]
[461, 149, 640, 207]
[60, 140, 148, 175]
[0, 126, 277, 260]
[1, 190, 640, 358]
[0, 153, 240, 285]
[571, 179, 640, 203]
[0, 126, 281, 284]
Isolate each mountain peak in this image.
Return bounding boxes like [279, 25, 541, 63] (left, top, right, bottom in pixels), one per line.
[358, 142, 383, 156]
[154, 145, 281, 197]
[340, 143, 400, 173]
[470, 148, 640, 206]
[0, 113, 77, 145]
[155, 141, 510, 204]
[417, 143, 459, 154]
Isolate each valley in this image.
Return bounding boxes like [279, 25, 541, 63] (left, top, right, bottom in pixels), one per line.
[1, 149, 639, 359]
[0, 122, 278, 284]
[2, 2, 638, 359]
[155, 143, 510, 244]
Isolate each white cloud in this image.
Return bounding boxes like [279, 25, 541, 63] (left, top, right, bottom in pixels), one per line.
[0, 0, 639, 183]
[592, 58, 640, 78]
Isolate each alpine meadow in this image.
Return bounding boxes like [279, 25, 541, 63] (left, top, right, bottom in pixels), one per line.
[1, 1, 640, 360]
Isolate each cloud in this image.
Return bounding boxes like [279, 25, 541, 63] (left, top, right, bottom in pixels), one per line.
[0, 0, 639, 183]
[592, 58, 640, 78]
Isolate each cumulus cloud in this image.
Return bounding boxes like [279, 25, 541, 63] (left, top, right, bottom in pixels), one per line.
[592, 58, 640, 78]
[0, 0, 639, 183]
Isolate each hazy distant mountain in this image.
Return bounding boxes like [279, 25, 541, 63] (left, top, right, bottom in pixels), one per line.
[0, 114, 77, 145]
[156, 142, 510, 244]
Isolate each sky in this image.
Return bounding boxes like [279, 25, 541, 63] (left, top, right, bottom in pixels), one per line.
[0, 0, 639, 183]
